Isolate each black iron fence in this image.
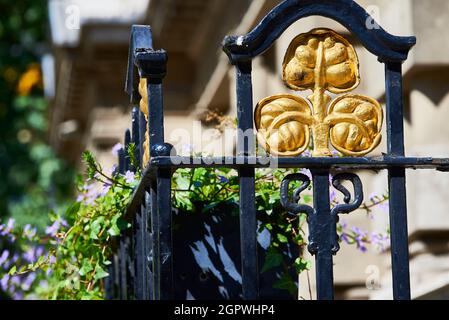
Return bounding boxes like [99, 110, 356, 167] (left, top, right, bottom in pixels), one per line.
[105, 0, 449, 300]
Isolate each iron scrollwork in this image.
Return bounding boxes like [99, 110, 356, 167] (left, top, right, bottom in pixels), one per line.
[280, 172, 363, 255]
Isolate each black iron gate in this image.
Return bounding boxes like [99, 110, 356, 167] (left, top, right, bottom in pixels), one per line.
[105, 0, 449, 300]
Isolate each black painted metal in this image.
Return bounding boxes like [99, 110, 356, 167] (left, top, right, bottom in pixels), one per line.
[235, 61, 259, 299]
[222, 0, 415, 63]
[385, 62, 411, 300]
[104, 0, 446, 301]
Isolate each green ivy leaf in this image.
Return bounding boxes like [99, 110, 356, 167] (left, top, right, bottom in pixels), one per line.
[273, 273, 297, 296]
[79, 259, 94, 276]
[277, 233, 288, 243]
[65, 201, 81, 217]
[261, 250, 283, 273]
[8, 265, 17, 275]
[94, 264, 109, 280]
[294, 257, 311, 273]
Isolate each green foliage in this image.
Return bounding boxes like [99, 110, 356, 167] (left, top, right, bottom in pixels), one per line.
[5, 152, 389, 299]
[6, 154, 137, 299]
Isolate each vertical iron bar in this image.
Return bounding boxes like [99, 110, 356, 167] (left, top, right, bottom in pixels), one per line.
[310, 169, 334, 300]
[385, 62, 411, 300]
[113, 253, 120, 299]
[142, 52, 173, 299]
[144, 189, 153, 300]
[235, 61, 258, 299]
[105, 263, 114, 299]
[131, 107, 146, 299]
[155, 168, 173, 300]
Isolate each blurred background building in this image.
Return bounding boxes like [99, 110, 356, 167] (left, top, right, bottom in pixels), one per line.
[44, 0, 449, 299]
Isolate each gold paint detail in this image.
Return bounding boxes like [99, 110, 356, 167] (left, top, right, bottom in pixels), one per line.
[255, 94, 312, 156]
[255, 28, 383, 157]
[138, 78, 150, 166]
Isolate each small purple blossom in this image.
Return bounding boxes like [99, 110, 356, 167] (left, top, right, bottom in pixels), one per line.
[49, 254, 56, 264]
[45, 221, 61, 236]
[23, 248, 35, 263]
[351, 226, 368, 253]
[1, 218, 15, 236]
[112, 143, 123, 156]
[340, 233, 350, 244]
[124, 170, 135, 184]
[39, 280, 48, 290]
[0, 250, 9, 266]
[22, 273, 36, 291]
[371, 232, 390, 252]
[13, 292, 23, 300]
[218, 175, 229, 184]
[106, 165, 117, 177]
[1, 275, 10, 291]
[99, 182, 112, 197]
[10, 276, 20, 286]
[23, 224, 37, 240]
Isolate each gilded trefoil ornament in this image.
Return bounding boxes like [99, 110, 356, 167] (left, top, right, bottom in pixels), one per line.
[255, 28, 383, 157]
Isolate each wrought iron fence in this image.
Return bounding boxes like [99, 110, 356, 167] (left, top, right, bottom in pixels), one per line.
[104, 0, 449, 300]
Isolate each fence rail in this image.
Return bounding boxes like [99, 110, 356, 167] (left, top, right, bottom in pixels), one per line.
[104, 0, 448, 300]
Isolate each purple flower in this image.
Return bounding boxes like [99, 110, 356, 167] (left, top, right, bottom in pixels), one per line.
[1, 218, 15, 236]
[39, 280, 48, 289]
[124, 170, 135, 184]
[22, 273, 36, 291]
[329, 189, 337, 203]
[11, 253, 19, 263]
[1, 275, 9, 291]
[23, 224, 37, 240]
[218, 175, 229, 184]
[112, 143, 123, 156]
[0, 250, 9, 266]
[371, 232, 390, 252]
[23, 248, 35, 263]
[76, 194, 85, 203]
[340, 233, 350, 244]
[106, 165, 117, 177]
[331, 150, 340, 157]
[10, 276, 20, 286]
[99, 182, 112, 197]
[300, 150, 312, 158]
[45, 221, 61, 236]
[49, 255, 56, 264]
[13, 292, 23, 300]
[84, 187, 102, 205]
[352, 226, 368, 253]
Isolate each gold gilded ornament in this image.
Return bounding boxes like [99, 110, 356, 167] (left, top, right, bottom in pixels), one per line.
[255, 28, 383, 157]
[138, 78, 150, 165]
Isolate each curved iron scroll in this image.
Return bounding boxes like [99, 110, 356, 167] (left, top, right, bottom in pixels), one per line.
[280, 173, 314, 216]
[280, 172, 364, 254]
[223, 0, 416, 63]
[331, 173, 364, 216]
[330, 173, 364, 253]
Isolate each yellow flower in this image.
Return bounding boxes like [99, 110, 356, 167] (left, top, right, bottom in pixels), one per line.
[17, 63, 42, 96]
